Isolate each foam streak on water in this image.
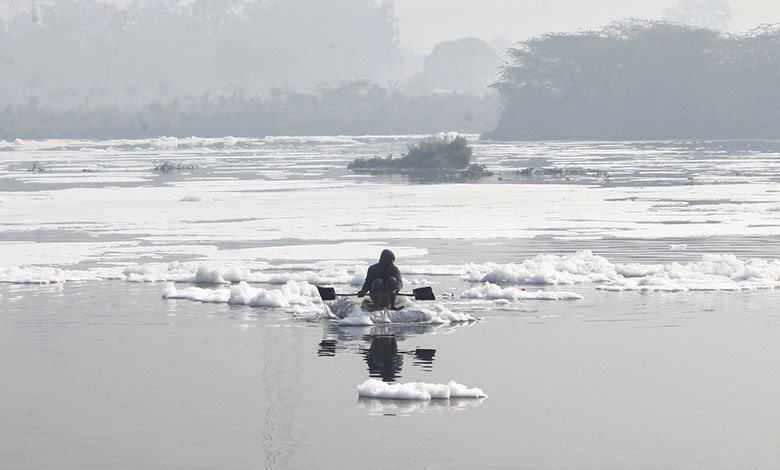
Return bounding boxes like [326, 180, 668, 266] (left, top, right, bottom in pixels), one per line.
[2, 137, 780, 273]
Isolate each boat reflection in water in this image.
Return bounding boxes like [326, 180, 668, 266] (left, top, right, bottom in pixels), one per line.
[355, 336, 485, 416]
[412, 347, 436, 372]
[363, 335, 404, 382]
[317, 322, 485, 415]
[362, 335, 436, 382]
[317, 327, 436, 383]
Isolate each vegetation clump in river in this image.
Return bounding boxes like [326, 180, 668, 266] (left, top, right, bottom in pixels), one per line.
[348, 135, 492, 179]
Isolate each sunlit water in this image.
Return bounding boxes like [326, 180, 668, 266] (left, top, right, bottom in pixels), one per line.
[3, 136, 780, 469]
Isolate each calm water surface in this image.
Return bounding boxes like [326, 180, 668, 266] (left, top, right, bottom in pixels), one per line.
[3, 278, 780, 469]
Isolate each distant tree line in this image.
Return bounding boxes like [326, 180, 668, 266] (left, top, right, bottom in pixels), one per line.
[487, 21, 780, 140]
[9, 2, 775, 141]
[0, 0, 505, 139]
[0, 0, 401, 109]
[0, 81, 499, 139]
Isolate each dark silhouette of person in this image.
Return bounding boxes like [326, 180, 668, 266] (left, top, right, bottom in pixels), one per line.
[357, 249, 402, 309]
[363, 335, 403, 382]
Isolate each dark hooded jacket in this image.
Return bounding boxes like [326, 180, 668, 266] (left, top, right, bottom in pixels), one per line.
[361, 249, 402, 293]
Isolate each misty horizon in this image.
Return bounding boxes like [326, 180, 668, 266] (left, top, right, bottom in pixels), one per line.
[2, 0, 780, 140]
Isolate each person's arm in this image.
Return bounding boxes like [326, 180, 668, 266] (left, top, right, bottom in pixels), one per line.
[358, 266, 374, 297]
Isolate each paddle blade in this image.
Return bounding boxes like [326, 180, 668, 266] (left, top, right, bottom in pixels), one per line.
[316, 286, 337, 301]
[413, 286, 435, 301]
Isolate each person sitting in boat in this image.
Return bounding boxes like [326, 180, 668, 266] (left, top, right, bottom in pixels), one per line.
[357, 249, 402, 309]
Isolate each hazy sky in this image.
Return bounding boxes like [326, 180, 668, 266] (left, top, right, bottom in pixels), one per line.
[15, 1, 780, 54]
[394, 0, 780, 52]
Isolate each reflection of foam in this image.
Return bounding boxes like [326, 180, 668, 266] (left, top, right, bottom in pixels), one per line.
[357, 397, 487, 415]
[325, 297, 477, 325]
[335, 323, 442, 338]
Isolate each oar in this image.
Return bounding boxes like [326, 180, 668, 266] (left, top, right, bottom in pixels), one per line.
[401, 286, 436, 301]
[316, 285, 435, 301]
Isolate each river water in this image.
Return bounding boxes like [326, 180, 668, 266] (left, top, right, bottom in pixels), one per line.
[2, 136, 780, 469]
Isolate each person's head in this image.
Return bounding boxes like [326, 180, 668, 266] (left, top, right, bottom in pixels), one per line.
[379, 249, 395, 265]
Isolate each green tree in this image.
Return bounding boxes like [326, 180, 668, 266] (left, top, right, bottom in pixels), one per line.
[0, 0, 402, 110]
[488, 20, 780, 141]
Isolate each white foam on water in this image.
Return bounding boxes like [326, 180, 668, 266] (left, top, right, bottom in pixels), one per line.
[178, 243, 428, 266]
[463, 250, 618, 285]
[600, 253, 780, 292]
[5, 249, 780, 298]
[3, 243, 780, 299]
[161, 280, 323, 312]
[403, 264, 466, 276]
[14, 174, 150, 184]
[0, 266, 66, 284]
[3, 176, 780, 278]
[6, 175, 779, 265]
[161, 284, 231, 303]
[0, 241, 138, 269]
[151, 136, 180, 149]
[357, 379, 487, 400]
[195, 265, 251, 284]
[461, 282, 584, 300]
[226, 282, 293, 308]
[0, 265, 127, 284]
[123, 262, 357, 286]
[5, 137, 780, 303]
[462, 251, 780, 292]
[124, 262, 207, 283]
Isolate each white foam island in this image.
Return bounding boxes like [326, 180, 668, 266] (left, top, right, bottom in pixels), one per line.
[461, 282, 584, 300]
[161, 280, 323, 312]
[124, 263, 357, 285]
[463, 250, 619, 285]
[0, 266, 66, 284]
[357, 379, 487, 400]
[4, 250, 780, 299]
[463, 250, 780, 292]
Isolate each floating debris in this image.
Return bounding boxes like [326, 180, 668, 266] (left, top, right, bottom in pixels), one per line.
[153, 161, 197, 173]
[515, 165, 608, 181]
[455, 163, 493, 179]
